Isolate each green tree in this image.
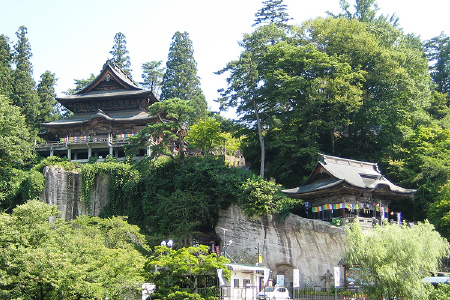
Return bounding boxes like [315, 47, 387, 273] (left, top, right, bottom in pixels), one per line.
[253, 0, 292, 27]
[126, 98, 195, 164]
[0, 94, 34, 166]
[239, 177, 290, 217]
[109, 32, 132, 75]
[141, 60, 165, 96]
[429, 181, 450, 240]
[0, 200, 148, 299]
[0, 34, 12, 96]
[217, 24, 289, 178]
[430, 283, 450, 300]
[186, 118, 224, 155]
[386, 124, 450, 223]
[298, 17, 431, 161]
[64, 73, 96, 95]
[37, 70, 59, 124]
[11, 26, 41, 130]
[329, 0, 398, 26]
[145, 245, 230, 299]
[344, 220, 449, 300]
[424, 32, 450, 98]
[161, 31, 207, 120]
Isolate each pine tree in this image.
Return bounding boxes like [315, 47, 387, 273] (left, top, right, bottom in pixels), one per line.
[11, 26, 40, 130]
[141, 60, 165, 97]
[109, 32, 132, 76]
[0, 34, 12, 96]
[425, 33, 450, 97]
[253, 0, 292, 27]
[160, 31, 207, 120]
[37, 70, 59, 124]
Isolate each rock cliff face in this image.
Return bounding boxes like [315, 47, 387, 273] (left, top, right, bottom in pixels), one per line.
[41, 166, 346, 287]
[41, 166, 109, 220]
[216, 205, 346, 287]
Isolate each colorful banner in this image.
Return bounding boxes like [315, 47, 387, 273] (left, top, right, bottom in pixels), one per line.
[60, 136, 90, 143]
[312, 202, 361, 212]
[116, 133, 136, 140]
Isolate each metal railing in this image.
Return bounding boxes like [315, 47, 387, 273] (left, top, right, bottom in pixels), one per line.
[35, 134, 137, 149]
[291, 287, 370, 300]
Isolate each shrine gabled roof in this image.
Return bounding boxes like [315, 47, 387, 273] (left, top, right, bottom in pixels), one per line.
[75, 61, 139, 94]
[54, 61, 158, 114]
[282, 153, 416, 198]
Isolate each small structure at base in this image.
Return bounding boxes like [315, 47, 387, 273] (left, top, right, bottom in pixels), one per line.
[221, 263, 270, 300]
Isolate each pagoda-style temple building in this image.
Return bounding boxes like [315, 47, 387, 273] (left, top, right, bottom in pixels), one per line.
[282, 154, 416, 228]
[36, 61, 159, 162]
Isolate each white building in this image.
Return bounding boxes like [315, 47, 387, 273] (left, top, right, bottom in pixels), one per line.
[221, 264, 270, 300]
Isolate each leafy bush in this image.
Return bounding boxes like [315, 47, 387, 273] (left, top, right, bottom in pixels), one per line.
[239, 177, 291, 217]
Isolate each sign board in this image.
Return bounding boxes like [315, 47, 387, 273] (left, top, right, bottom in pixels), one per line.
[276, 275, 285, 286]
[293, 269, 300, 288]
[217, 269, 226, 286]
[334, 267, 341, 287]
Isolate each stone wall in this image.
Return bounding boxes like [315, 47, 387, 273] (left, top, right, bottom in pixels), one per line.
[216, 205, 346, 288]
[40, 166, 109, 220]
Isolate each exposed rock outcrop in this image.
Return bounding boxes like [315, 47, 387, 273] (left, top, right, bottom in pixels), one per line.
[216, 205, 346, 287]
[41, 166, 109, 220]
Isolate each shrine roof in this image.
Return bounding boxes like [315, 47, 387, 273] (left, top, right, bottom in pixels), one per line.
[75, 61, 139, 94]
[42, 109, 156, 126]
[57, 89, 153, 101]
[55, 61, 158, 113]
[282, 153, 416, 198]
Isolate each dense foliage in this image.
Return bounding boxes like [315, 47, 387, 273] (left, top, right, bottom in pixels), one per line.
[344, 220, 449, 300]
[0, 200, 148, 300]
[134, 157, 292, 245]
[146, 245, 230, 300]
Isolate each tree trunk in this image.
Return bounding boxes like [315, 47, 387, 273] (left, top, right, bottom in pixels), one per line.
[254, 99, 265, 179]
[330, 128, 335, 154]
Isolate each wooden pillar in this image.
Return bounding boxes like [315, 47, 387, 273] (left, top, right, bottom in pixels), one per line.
[88, 147, 92, 158]
[67, 148, 71, 160]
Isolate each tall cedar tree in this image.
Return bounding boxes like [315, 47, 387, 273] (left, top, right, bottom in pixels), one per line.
[160, 31, 207, 121]
[141, 60, 165, 96]
[0, 95, 34, 166]
[253, 0, 292, 27]
[0, 34, 12, 96]
[109, 32, 132, 76]
[424, 33, 450, 98]
[37, 70, 59, 124]
[11, 26, 41, 130]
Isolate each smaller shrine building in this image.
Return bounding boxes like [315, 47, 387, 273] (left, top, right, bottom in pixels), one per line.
[282, 154, 416, 228]
[36, 62, 159, 162]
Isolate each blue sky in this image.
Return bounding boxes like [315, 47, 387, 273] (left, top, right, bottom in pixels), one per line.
[1, 0, 449, 118]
